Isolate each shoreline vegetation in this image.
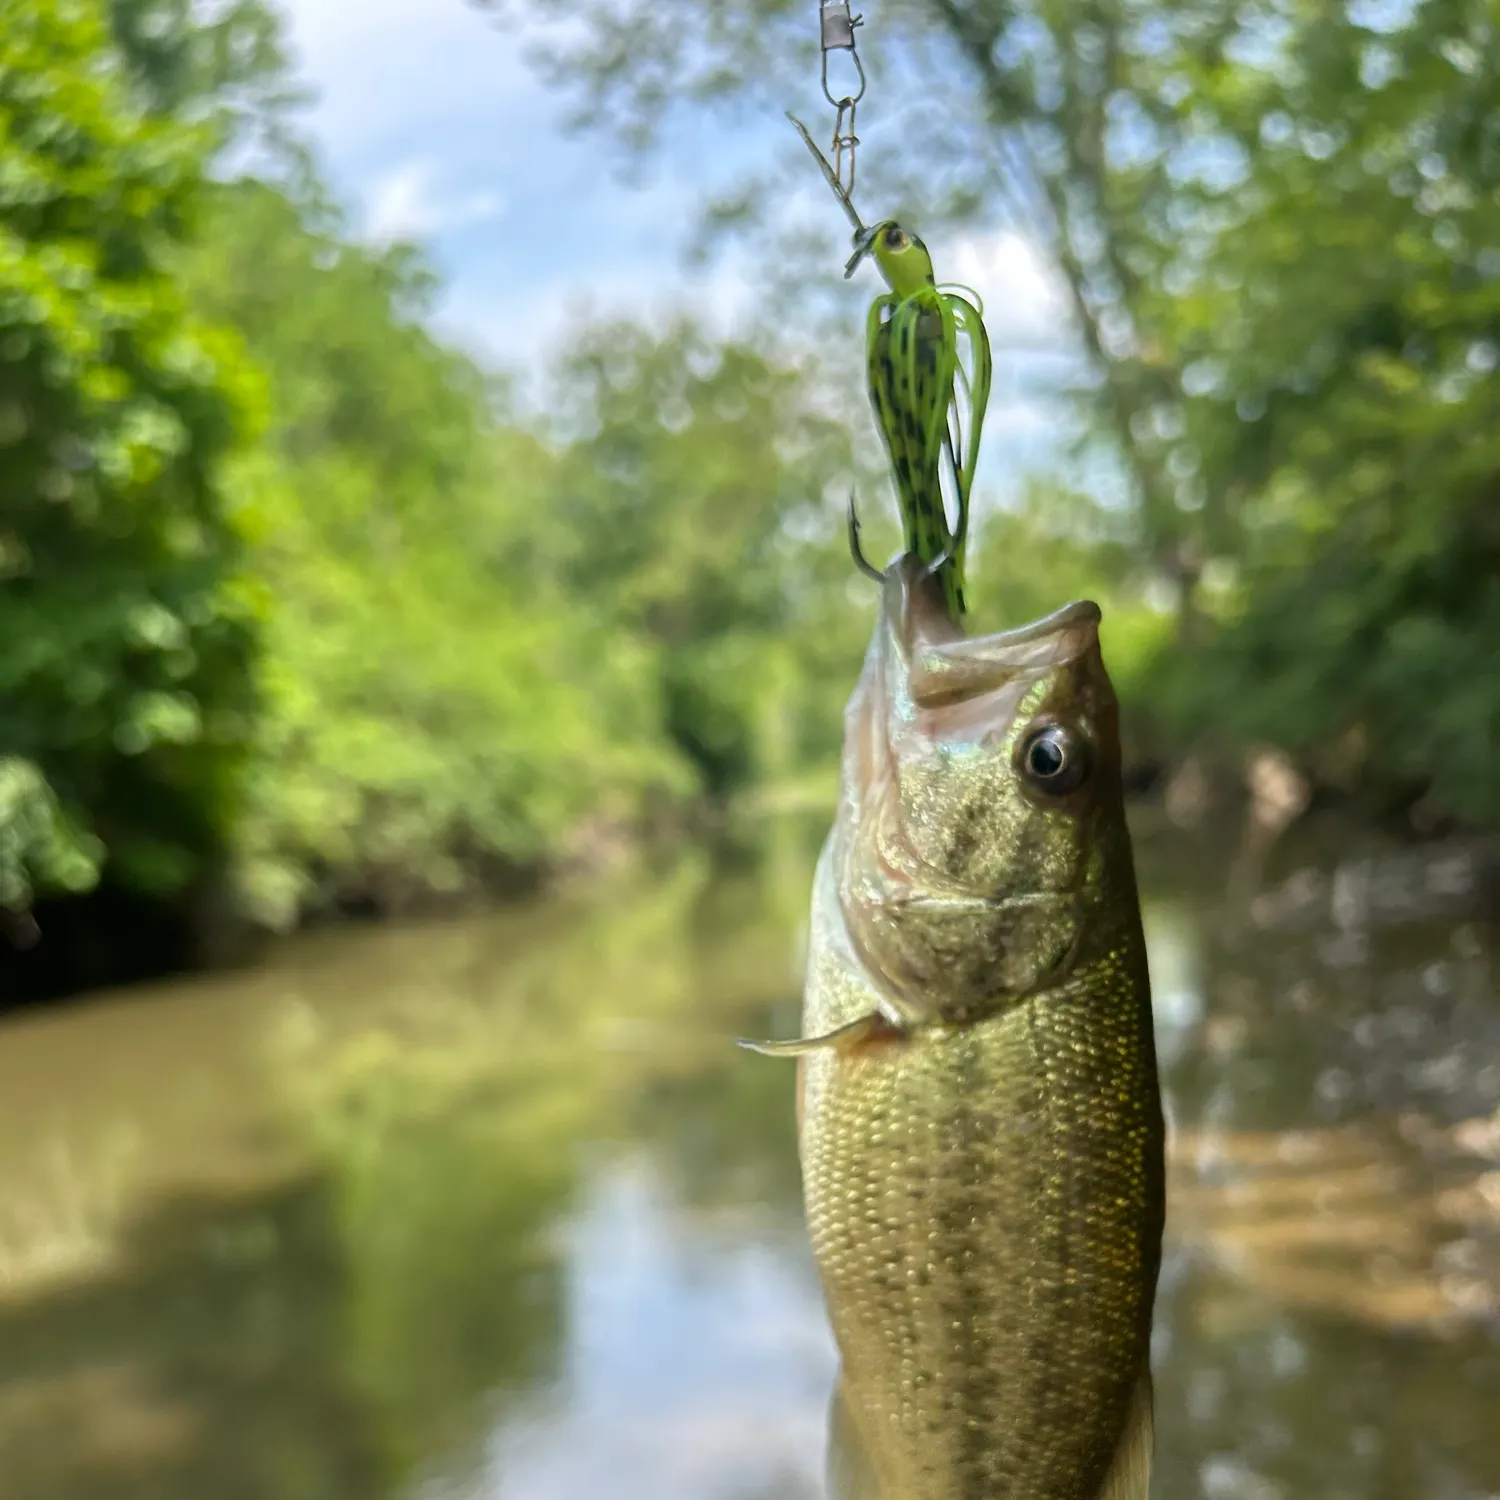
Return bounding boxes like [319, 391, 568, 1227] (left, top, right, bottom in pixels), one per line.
[3, 2, 1496, 1002]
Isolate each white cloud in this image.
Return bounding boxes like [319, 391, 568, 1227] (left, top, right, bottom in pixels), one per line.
[435, 247, 760, 386]
[945, 229, 1071, 348]
[274, 0, 766, 371]
[275, 0, 534, 153]
[365, 156, 504, 242]
[984, 394, 1056, 436]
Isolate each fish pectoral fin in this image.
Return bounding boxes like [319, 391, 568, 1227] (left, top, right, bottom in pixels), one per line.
[1095, 1367, 1154, 1500]
[827, 1374, 886, 1500]
[735, 1011, 899, 1058]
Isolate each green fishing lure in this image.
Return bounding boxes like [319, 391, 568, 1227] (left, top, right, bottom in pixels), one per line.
[788, 115, 993, 620]
[857, 220, 991, 618]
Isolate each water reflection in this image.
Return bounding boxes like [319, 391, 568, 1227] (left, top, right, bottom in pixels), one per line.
[0, 1174, 392, 1499]
[0, 814, 1495, 1498]
[465, 1163, 833, 1500]
[1139, 820, 1500, 1500]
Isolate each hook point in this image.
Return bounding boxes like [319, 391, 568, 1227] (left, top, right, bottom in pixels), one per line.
[847, 490, 886, 584]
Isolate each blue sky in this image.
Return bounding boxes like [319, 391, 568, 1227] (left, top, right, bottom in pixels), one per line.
[273, 0, 1077, 487]
[276, 0, 770, 359]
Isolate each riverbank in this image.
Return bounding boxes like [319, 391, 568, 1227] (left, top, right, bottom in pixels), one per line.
[5, 749, 1494, 1010]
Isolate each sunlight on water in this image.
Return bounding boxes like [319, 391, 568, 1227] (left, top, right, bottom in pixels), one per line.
[0, 815, 1497, 1498]
[460, 1161, 835, 1500]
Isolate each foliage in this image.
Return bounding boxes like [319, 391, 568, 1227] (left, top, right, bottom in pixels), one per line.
[170, 175, 876, 924]
[106, 0, 291, 122]
[8, 0, 1500, 953]
[177, 183, 683, 927]
[469, 0, 1228, 584]
[1135, 0, 1500, 823]
[0, 0, 261, 908]
[475, 0, 1500, 826]
[0, 0, 872, 932]
[531, 319, 875, 797]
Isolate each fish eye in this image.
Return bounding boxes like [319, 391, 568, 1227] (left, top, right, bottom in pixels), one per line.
[1018, 724, 1090, 796]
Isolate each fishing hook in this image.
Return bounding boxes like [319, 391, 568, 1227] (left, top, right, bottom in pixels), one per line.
[787, 112, 865, 236]
[847, 490, 886, 584]
[924, 490, 970, 582]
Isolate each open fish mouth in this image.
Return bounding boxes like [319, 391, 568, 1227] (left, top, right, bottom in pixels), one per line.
[894, 565, 1102, 706]
[863, 559, 1106, 763]
[900, 599, 1103, 717]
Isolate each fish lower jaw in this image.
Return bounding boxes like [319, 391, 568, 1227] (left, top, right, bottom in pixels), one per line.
[887, 890, 1065, 914]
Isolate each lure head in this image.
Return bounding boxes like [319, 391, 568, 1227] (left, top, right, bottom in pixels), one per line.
[845, 220, 936, 294]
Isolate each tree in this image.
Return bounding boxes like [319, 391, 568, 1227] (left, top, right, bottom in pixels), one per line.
[177, 182, 684, 926]
[0, 0, 262, 907]
[475, 0, 1242, 626]
[530, 318, 876, 798]
[1140, 0, 1500, 822]
[480, 0, 1500, 825]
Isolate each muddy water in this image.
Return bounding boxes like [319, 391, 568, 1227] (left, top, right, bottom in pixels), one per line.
[0, 816, 1496, 1499]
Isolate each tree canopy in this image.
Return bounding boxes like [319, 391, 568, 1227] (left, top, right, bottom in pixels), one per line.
[0, 0, 262, 907]
[3, 0, 1497, 944]
[475, 0, 1500, 826]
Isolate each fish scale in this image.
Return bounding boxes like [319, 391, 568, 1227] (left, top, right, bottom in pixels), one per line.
[802, 953, 1157, 1498]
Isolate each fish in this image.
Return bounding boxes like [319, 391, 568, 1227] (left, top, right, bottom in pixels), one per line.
[743, 556, 1164, 1499]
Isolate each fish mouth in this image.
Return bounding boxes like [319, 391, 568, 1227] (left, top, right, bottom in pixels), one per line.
[899, 570, 1101, 653]
[838, 558, 1106, 811]
[848, 555, 1106, 786]
[886, 556, 1102, 713]
[891, 891, 1069, 915]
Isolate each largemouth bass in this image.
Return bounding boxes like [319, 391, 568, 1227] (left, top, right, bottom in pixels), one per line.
[747, 557, 1164, 1499]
